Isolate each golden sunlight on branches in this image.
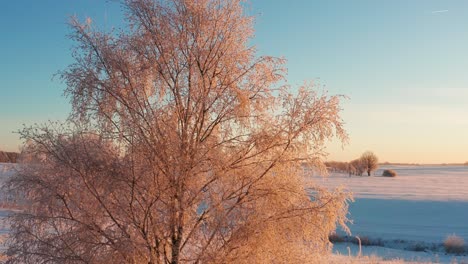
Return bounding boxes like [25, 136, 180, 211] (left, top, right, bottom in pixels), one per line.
[5, 1, 350, 263]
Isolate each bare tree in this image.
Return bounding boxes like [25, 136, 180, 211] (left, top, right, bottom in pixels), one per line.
[360, 151, 379, 176]
[6, 0, 350, 263]
[350, 158, 365, 176]
[324, 161, 349, 174]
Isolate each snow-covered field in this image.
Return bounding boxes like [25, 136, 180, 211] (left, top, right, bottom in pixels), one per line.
[0, 163, 16, 182]
[310, 165, 468, 263]
[1, 163, 467, 263]
[314, 165, 468, 201]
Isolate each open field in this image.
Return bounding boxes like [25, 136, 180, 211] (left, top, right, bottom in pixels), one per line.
[1, 164, 467, 263]
[313, 165, 468, 201]
[309, 165, 468, 263]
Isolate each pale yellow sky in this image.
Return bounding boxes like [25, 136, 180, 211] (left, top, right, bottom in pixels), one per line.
[327, 102, 468, 164]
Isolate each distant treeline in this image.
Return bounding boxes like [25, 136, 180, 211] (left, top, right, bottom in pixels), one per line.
[325, 151, 379, 176]
[325, 160, 366, 176]
[0, 151, 19, 163]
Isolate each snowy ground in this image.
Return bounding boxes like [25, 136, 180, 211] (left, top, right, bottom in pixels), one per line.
[309, 165, 468, 263]
[313, 165, 468, 201]
[0, 163, 16, 182]
[333, 242, 467, 264]
[0, 163, 17, 254]
[1, 163, 467, 263]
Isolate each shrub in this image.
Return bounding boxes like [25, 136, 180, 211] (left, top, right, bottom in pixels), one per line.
[329, 232, 345, 243]
[407, 242, 427, 252]
[351, 236, 383, 247]
[382, 169, 397, 177]
[360, 151, 379, 176]
[444, 234, 465, 254]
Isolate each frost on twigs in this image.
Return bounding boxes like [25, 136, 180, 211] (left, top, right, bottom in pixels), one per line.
[6, 0, 350, 263]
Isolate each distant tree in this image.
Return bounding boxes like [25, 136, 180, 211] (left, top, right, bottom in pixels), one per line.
[350, 158, 365, 176]
[360, 151, 379, 176]
[347, 163, 356, 177]
[5, 0, 351, 263]
[0, 151, 19, 163]
[324, 161, 349, 174]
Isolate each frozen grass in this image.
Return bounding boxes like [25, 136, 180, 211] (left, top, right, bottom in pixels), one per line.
[333, 242, 468, 263]
[329, 253, 408, 264]
[329, 234, 384, 247]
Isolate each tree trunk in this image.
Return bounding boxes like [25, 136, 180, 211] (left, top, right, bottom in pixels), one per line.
[171, 234, 181, 264]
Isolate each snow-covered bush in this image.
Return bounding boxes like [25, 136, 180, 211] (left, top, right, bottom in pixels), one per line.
[382, 169, 397, 177]
[444, 234, 465, 254]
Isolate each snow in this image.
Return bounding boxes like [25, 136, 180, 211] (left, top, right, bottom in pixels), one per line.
[348, 198, 468, 243]
[1, 163, 467, 263]
[0, 163, 16, 181]
[332, 199, 468, 263]
[311, 165, 468, 201]
[333, 242, 468, 263]
[308, 165, 468, 263]
[0, 164, 17, 252]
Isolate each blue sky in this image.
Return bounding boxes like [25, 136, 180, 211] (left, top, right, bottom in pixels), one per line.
[1, 0, 468, 163]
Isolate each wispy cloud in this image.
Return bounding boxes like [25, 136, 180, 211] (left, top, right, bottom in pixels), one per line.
[431, 9, 449, 14]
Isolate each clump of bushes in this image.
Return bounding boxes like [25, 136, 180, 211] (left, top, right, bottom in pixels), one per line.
[382, 169, 397, 177]
[329, 234, 384, 247]
[325, 151, 379, 176]
[328, 232, 346, 243]
[353, 236, 383, 247]
[407, 242, 427, 252]
[444, 234, 466, 254]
